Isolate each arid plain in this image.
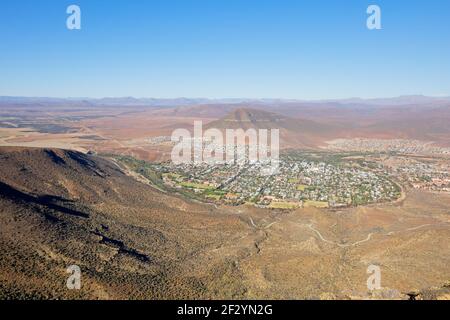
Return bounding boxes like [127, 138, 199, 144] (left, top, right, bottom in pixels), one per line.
[0, 97, 449, 299]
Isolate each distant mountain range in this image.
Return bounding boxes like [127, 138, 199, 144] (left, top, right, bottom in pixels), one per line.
[202, 103, 450, 148]
[2, 95, 450, 147]
[204, 108, 342, 148]
[1, 95, 450, 108]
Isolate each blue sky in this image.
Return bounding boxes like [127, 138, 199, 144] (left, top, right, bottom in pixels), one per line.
[1, 0, 449, 99]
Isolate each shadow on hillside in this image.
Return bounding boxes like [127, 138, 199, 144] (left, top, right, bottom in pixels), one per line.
[0, 181, 89, 218]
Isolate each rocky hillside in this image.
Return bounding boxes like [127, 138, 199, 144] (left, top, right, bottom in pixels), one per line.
[0, 147, 248, 299]
[0, 147, 448, 300]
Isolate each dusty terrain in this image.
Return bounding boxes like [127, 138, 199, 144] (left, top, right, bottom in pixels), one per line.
[0, 147, 448, 299]
[0, 97, 449, 299]
[2, 96, 450, 161]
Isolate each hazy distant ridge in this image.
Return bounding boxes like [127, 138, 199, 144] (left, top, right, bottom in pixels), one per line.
[1, 95, 450, 108]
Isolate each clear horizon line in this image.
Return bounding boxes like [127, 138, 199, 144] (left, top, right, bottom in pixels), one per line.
[1, 94, 450, 102]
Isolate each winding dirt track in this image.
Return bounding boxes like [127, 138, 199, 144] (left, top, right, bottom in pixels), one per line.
[307, 223, 449, 248]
